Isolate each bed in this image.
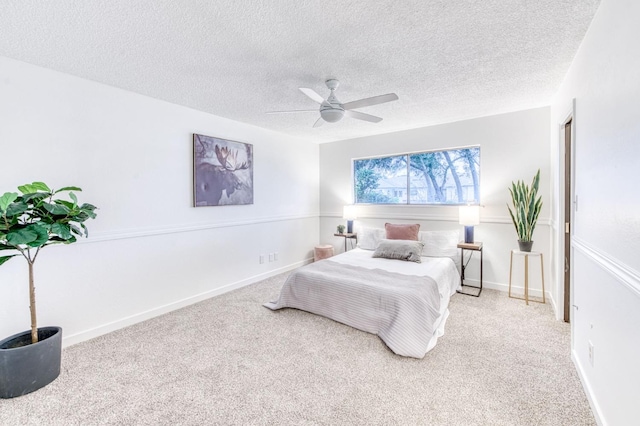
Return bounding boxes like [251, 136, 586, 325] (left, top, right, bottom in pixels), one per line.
[264, 228, 461, 359]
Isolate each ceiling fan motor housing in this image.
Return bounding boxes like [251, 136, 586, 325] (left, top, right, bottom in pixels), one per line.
[321, 79, 345, 122]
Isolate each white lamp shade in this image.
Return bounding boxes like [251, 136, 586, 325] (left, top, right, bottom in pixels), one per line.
[459, 205, 480, 226]
[343, 205, 357, 220]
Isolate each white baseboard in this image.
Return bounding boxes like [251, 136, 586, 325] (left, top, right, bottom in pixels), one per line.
[462, 278, 552, 301]
[62, 258, 312, 348]
[572, 350, 605, 426]
[548, 291, 558, 317]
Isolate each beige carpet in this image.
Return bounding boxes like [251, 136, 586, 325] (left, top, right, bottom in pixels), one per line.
[0, 273, 594, 425]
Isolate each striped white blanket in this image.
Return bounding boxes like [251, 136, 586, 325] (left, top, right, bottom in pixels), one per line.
[263, 259, 443, 358]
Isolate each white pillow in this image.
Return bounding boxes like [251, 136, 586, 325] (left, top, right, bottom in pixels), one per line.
[419, 230, 459, 257]
[356, 227, 385, 250]
[419, 230, 461, 271]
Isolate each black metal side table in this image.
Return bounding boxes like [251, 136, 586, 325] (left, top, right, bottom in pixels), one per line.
[333, 233, 357, 252]
[457, 242, 483, 297]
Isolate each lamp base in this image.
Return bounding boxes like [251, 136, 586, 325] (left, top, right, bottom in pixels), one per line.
[464, 226, 474, 243]
[347, 220, 353, 234]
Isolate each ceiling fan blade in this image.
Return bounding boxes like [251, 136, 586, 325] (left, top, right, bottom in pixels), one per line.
[299, 88, 325, 104]
[344, 110, 383, 123]
[266, 110, 318, 114]
[342, 93, 399, 110]
[312, 117, 325, 127]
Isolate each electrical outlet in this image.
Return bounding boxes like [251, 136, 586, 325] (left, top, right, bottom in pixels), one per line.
[274, 252, 279, 261]
[269, 253, 274, 262]
[588, 341, 594, 366]
[259, 254, 265, 264]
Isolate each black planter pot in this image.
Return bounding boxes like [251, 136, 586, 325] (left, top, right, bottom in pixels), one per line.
[518, 240, 534, 252]
[0, 326, 62, 399]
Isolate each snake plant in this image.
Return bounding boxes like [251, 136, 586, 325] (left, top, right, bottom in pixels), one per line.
[507, 170, 542, 242]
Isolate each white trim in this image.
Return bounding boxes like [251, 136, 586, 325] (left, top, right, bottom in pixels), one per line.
[460, 278, 552, 300]
[320, 212, 551, 226]
[572, 351, 606, 426]
[548, 290, 558, 316]
[572, 237, 640, 298]
[62, 258, 313, 348]
[80, 213, 318, 244]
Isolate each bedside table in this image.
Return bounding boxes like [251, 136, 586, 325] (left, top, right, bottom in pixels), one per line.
[334, 233, 357, 252]
[457, 242, 483, 297]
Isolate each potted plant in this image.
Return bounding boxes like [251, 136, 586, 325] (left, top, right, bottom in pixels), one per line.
[336, 224, 346, 234]
[0, 182, 97, 398]
[507, 170, 542, 252]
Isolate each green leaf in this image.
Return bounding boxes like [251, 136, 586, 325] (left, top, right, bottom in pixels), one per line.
[5, 201, 28, 217]
[45, 235, 77, 245]
[6, 227, 38, 246]
[78, 203, 98, 220]
[531, 170, 540, 194]
[72, 212, 89, 222]
[54, 186, 82, 194]
[69, 224, 83, 236]
[80, 222, 89, 238]
[507, 205, 518, 230]
[79, 203, 97, 212]
[0, 255, 17, 266]
[18, 182, 51, 194]
[25, 224, 49, 247]
[0, 192, 19, 212]
[43, 203, 70, 215]
[51, 223, 72, 240]
[53, 200, 74, 209]
[22, 192, 50, 204]
[69, 192, 78, 206]
[30, 182, 51, 192]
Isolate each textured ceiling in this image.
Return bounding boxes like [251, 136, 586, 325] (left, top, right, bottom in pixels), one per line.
[0, 1, 600, 143]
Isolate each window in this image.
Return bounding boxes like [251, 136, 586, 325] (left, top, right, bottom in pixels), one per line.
[353, 147, 480, 205]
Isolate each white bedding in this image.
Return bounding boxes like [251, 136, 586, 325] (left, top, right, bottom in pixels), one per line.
[330, 248, 460, 298]
[264, 248, 460, 358]
[332, 248, 460, 354]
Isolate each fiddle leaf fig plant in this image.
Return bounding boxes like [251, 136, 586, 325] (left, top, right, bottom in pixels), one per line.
[0, 182, 97, 344]
[507, 169, 542, 243]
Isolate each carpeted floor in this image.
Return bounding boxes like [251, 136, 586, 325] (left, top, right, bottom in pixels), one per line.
[0, 272, 594, 425]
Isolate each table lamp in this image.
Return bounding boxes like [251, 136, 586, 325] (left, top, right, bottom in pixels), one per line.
[343, 205, 357, 234]
[459, 205, 480, 243]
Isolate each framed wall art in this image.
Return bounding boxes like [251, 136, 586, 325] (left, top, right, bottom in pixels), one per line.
[193, 133, 254, 207]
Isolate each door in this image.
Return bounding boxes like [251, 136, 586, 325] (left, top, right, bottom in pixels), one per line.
[564, 119, 572, 323]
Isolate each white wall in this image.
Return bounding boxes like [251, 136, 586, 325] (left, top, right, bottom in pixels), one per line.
[0, 56, 319, 346]
[549, 0, 640, 424]
[319, 107, 552, 298]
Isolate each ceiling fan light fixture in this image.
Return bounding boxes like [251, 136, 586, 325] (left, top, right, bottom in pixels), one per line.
[320, 108, 345, 123]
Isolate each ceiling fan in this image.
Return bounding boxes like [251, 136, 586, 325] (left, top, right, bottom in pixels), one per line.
[267, 79, 399, 127]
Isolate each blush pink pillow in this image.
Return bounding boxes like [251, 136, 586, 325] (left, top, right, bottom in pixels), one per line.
[384, 223, 420, 241]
